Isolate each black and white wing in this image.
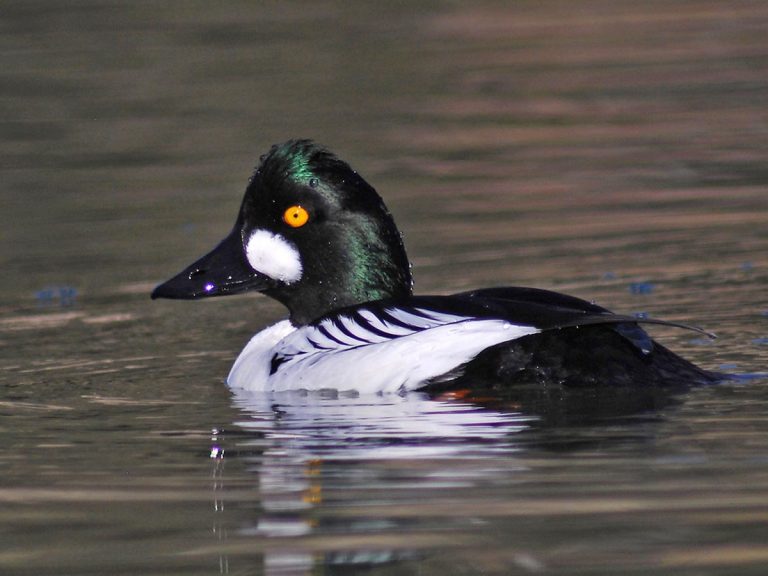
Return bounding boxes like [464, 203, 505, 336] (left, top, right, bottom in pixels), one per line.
[277, 306, 476, 353]
[258, 287, 712, 393]
[267, 304, 540, 393]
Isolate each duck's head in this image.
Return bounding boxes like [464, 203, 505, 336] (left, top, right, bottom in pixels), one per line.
[151, 140, 413, 325]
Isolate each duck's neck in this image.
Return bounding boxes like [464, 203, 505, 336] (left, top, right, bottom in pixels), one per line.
[268, 218, 413, 326]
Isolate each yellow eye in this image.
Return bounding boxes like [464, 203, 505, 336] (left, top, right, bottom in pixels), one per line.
[283, 205, 310, 228]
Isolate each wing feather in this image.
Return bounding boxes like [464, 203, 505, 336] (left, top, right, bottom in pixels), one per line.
[261, 286, 713, 392]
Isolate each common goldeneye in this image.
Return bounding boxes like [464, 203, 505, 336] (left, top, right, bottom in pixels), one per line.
[152, 140, 718, 393]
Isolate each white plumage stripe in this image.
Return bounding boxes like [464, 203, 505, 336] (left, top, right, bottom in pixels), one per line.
[307, 325, 346, 349]
[413, 307, 471, 324]
[380, 307, 465, 330]
[356, 309, 413, 337]
[317, 317, 367, 346]
[332, 315, 376, 343]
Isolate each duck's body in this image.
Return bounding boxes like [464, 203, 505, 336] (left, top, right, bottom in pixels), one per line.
[227, 293, 540, 393]
[152, 140, 718, 393]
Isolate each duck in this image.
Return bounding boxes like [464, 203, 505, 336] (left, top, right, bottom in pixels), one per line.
[152, 139, 719, 394]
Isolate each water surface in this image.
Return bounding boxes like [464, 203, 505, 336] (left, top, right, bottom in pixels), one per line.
[2, 1, 768, 574]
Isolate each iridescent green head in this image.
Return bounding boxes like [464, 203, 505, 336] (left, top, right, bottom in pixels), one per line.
[153, 140, 413, 325]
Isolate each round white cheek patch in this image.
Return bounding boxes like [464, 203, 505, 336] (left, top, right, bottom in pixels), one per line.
[245, 229, 303, 284]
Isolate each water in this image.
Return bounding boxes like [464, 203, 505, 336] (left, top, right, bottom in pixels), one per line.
[2, 1, 768, 574]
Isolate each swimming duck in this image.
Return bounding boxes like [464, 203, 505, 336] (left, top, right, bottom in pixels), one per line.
[152, 139, 717, 393]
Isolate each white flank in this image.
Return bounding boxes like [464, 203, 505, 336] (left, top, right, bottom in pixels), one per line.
[227, 318, 540, 394]
[245, 229, 303, 284]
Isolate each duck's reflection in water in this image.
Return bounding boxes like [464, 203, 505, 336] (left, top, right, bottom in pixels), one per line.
[212, 385, 684, 574]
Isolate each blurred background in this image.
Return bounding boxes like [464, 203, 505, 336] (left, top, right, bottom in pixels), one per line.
[2, 2, 767, 575]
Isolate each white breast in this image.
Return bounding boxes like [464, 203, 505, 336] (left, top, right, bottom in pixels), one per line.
[226, 310, 539, 394]
[227, 320, 297, 388]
